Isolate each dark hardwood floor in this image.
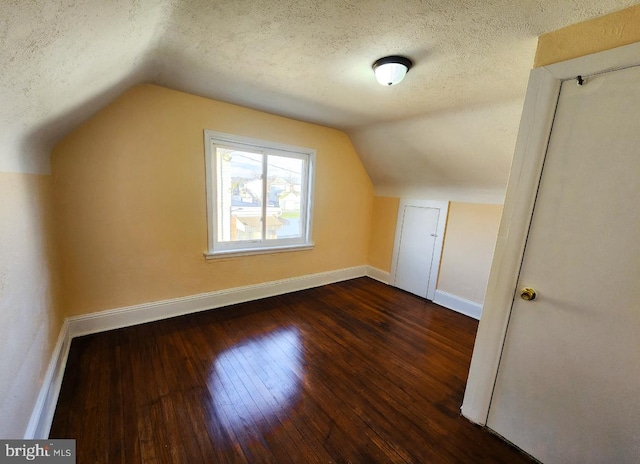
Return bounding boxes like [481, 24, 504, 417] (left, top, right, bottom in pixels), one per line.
[50, 277, 533, 463]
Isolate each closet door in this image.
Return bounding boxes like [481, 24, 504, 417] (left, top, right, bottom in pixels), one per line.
[391, 200, 448, 300]
[487, 65, 640, 463]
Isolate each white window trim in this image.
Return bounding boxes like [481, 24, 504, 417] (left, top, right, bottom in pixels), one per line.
[203, 130, 315, 258]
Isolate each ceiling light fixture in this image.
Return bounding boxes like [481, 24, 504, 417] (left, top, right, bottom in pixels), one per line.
[372, 56, 413, 86]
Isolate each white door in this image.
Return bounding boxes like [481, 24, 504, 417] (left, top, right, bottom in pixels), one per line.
[391, 200, 448, 300]
[487, 66, 640, 462]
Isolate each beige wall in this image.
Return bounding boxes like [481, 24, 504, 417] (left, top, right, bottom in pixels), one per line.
[52, 84, 374, 317]
[367, 196, 399, 272]
[535, 4, 640, 67]
[0, 172, 61, 437]
[437, 202, 502, 304]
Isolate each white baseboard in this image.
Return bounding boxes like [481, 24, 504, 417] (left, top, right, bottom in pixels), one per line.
[67, 265, 368, 338]
[24, 320, 72, 439]
[366, 266, 390, 284]
[433, 290, 483, 320]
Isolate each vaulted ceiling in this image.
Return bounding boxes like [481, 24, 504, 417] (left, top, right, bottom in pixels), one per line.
[2, 0, 636, 202]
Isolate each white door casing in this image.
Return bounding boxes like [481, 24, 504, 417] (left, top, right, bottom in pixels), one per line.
[461, 41, 640, 462]
[390, 200, 448, 300]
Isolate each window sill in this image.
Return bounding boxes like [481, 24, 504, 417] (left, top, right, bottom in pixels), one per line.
[204, 244, 314, 260]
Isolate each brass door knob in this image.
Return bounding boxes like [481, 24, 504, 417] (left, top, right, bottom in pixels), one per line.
[520, 287, 537, 301]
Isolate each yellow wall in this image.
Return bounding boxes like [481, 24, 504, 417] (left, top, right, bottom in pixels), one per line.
[367, 196, 400, 272]
[0, 172, 61, 437]
[535, 5, 640, 67]
[437, 202, 502, 304]
[52, 84, 374, 317]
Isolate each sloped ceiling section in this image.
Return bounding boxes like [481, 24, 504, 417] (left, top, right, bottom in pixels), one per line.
[350, 100, 525, 203]
[0, 0, 171, 173]
[1, 1, 636, 200]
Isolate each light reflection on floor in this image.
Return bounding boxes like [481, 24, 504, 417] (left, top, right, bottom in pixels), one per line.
[208, 327, 304, 441]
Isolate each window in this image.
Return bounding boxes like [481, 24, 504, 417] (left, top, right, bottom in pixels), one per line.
[204, 130, 315, 256]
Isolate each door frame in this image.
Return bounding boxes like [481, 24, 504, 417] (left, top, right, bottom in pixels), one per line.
[390, 199, 449, 301]
[461, 40, 640, 425]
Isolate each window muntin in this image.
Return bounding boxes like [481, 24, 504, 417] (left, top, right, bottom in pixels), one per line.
[205, 131, 314, 256]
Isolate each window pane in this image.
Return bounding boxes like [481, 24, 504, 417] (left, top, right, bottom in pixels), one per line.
[266, 154, 304, 240]
[216, 148, 263, 242]
[206, 130, 314, 255]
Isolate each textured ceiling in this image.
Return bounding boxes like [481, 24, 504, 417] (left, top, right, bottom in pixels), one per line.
[2, 0, 637, 201]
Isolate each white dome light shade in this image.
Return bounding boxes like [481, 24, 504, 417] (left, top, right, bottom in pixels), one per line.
[373, 56, 413, 86]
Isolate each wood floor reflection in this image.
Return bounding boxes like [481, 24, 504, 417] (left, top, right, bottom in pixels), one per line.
[50, 277, 533, 463]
